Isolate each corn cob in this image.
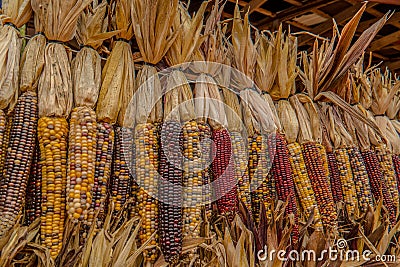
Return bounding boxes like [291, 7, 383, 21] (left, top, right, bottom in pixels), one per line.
[25, 141, 42, 226]
[287, 142, 323, 230]
[334, 148, 357, 216]
[159, 121, 183, 264]
[326, 152, 344, 203]
[88, 122, 114, 227]
[38, 117, 68, 258]
[262, 135, 276, 221]
[302, 142, 337, 228]
[249, 136, 262, 224]
[347, 147, 373, 213]
[66, 107, 97, 222]
[110, 126, 133, 217]
[212, 128, 237, 221]
[375, 146, 399, 208]
[197, 121, 212, 219]
[272, 134, 299, 244]
[315, 143, 330, 185]
[392, 154, 400, 195]
[0, 92, 38, 236]
[182, 120, 202, 241]
[362, 150, 396, 225]
[136, 122, 159, 263]
[231, 131, 251, 213]
[0, 110, 6, 179]
[0, 114, 12, 179]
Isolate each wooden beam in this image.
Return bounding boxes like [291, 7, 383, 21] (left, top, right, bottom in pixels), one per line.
[357, 11, 400, 32]
[222, 11, 233, 18]
[387, 60, 400, 70]
[370, 31, 400, 51]
[287, 20, 313, 31]
[257, 0, 338, 30]
[312, 9, 332, 19]
[283, 0, 302, 6]
[298, 3, 363, 46]
[244, 0, 269, 15]
[227, 0, 275, 17]
[364, 0, 400, 5]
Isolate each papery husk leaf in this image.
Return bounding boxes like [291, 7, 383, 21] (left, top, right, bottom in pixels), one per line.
[255, 32, 277, 94]
[375, 115, 400, 154]
[177, 72, 196, 122]
[38, 43, 73, 117]
[221, 87, 242, 133]
[365, 110, 383, 146]
[114, 0, 134, 40]
[297, 94, 322, 143]
[352, 104, 371, 151]
[96, 41, 135, 125]
[31, 0, 48, 32]
[43, 0, 91, 42]
[386, 90, 400, 119]
[72, 47, 101, 108]
[163, 70, 187, 122]
[1, 0, 32, 28]
[132, 0, 178, 64]
[19, 34, 46, 93]
[276, 100, 298, 143]
[76, 2, 113, 49]
[342, 111, 357, 147]
[318, 103, 334, 152]
[331, 105, 353, 148]
[263, 93, 282, 133]
[0, 26, 22, 111]
[391, 119, 400, 136]
[289, 95, 313, 144]
[371, 73, 400, 115]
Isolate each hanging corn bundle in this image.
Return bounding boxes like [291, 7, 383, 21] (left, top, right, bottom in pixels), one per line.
[96, 0, 136, 219]
[0, 0, 36, 235]
[36, 0, 89, 258]
[131, 0, 178, 263]
[68, 2, 113, 230]
[160, 3, 206, 263]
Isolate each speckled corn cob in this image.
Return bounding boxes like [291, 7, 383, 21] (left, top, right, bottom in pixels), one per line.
[110, 126, 133, 217]
[88, 122, 114, 228]
[38, 117, 69, 259]
[326, 152, 343, 203]
[25, 141, 42, 226]
[315, 143, 330, 186]
[159, 121, 183, 264]
[0, 110, 6, 180]
[375, 146, 399, 208]
[288, 142, 323, 230]
[302, 142, 337, 228]
[66, 107, 97, 222]
[347, 147, 373, 213]
[231, 131, 251, 212]
[392, 154, 400, 196]
[136, 122, 159, 263]
[362, 150, 396, 225]
[334, 148, 357, 216]
[0, 92, 38, 235]
[212, 128, 237, 221]
[198, 121, 212, 219]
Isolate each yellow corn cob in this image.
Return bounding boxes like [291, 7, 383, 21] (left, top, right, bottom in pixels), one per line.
[249, 135, 263, 224]
[287, 142, 323, 230]
[66, 107, 97, 222]
[334, 148, 357, 217]
[136, 122, 159, 263]
[315, 143, 330, 186]
[38, 117, 68, 259]
[197, 121, 212, 219]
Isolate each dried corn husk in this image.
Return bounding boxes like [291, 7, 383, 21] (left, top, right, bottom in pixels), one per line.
[365, 109, 383, 146]
[275, 100, 298, 143]
[289, 95, 313, 144]
[0, 0, 32, 111]
[370, 69, 400, 116]
[296, 94, 322, 144]
[375, 116, 400, 154]
[73, 2, 112, 109]
[263, 93, 282, 133]
[386, 90, 400, 119]
[96, 0, 135, 125]
[352, 54, 373, 108]
[255, 31, 277, 95]
[318, 103, 334, 152]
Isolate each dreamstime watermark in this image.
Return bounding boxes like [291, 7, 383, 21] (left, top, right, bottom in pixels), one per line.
[122, 61, 277, 207]
[257, 239, 397, 263]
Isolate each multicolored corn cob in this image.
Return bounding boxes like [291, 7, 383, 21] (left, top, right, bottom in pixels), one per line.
[38, 117, 69, 258]
[334, 148, 357, 216]
[315, 143, 330, 185]
[326, 152, 344, 203]
[0, 110, 7, 179]
[159, 121, 183, 264]
[136, 122, 159, 263]
[249, 135, 263, 224]
[198, 121, 212, 219]
[347, 147, 373, 213]
[288, 142, 323, 230]
[25, 141, 41, 226]
[392, 154, 400, 196]
[302, 142, 337, 228]
[0, 92, 38, 235]
[212, 128, 237, 221]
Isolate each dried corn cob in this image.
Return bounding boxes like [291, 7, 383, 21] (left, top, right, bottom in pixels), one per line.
[288, 142, 323, 230]
[182, 120, 202, 240]
[272, 134, 299, 244]
[261, 135, 276, 220]
[347, 147, 373, 213]
[334, 148, 357, 216]
[159, 121, 183, 264]
[392, 154, 400, 195]
[38, 117, 69, 258]
[315, 143, 330, 185]
[212, 128, 237, 221]
[0, 92, 38, 235]
[231, 131, 251, 212]
[302, 142, 337, 228]
[66, 107, 97, 222]
[198, 121, 212, 219]
[326, 152, 344, 203]
[25, 141, 41, 226]
[249, 135, 263, 224]
[110, 126, 133, 217]
[89, 122, 114, 227]
[362, 150, 396, 225]
[375, 146, 399, 208]
[0, 110, 7, 179]
[0, 114, 12, 178]
[136, 122, 159, 263]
